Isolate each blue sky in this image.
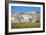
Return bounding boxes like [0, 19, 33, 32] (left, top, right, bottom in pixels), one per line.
[11, 6, 40, 13]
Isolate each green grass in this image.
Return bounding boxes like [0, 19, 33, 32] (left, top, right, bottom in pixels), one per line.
[11, 22, 40, 29]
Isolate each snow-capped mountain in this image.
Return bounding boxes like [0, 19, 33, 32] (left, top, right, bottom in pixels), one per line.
[11, 11, 40, 23]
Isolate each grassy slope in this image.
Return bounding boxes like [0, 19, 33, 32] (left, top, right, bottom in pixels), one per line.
[11, 22, 40, 29]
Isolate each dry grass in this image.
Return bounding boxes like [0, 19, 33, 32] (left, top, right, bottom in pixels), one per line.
[11, 22, 40, 29]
